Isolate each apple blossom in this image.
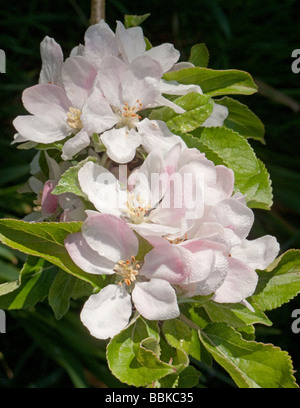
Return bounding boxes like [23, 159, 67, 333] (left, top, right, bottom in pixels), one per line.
[65, 213, 180, 339]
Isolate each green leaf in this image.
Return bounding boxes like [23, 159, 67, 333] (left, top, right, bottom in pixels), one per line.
[107, 316, 175, 387]
[48, 270, 81, 320]
[188, 43, 210, 68]
[0, 262, 57, 310]
[191, 127, 260, 178]
[235, 159, 273, 210]
[149, 92, 213, 133]
[203, 300, 272, 329]
[52, 156, 98, 198]
[199, 322, 298, 388]
[0, 219, 103, 288]
[163, 67, 258, 97]
[216, 97, 265, 143]
[124, 13, 151, 28]
[252, 249, 300, 311]
[162, 319, 192, 354]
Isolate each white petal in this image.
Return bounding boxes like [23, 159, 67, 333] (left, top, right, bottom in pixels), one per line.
[61, 129, 90, 160]
[62, 56, 97, 108]
[78, 161, 125, 216]
[137, 119, 186, 155]
[81, 86, 117, 134]
[82, 213, 139, 263]
[22, 83, 71, 116]
[146, 43, 180, 72]
[211, 198, 254, 240]
[116, 21, 145, 64]
[132, 279, 179, 321]
[80, 284, 132, 339]
[13, 115, 70, 144]
[230, 235, 280, 270]
[39, 36, 64, 86]
[212, 257, 258, 303]
[158, 79, 202, 96]
[101, 127, 142, 164]
[202, 103, 229, 127]
[84, 20, 117, 67]
[65, 232, 115, 275]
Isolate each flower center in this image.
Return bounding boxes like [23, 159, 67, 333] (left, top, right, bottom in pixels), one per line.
[123, 192, 152, 224]
[67, 107, 83, 131]
[113, 256, 141, 286]
[116, 99, 143, 129]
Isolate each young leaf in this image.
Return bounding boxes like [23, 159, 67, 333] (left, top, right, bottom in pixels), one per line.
[235, 159, 273, 210]
[149, 92, 213, 133]
[0, 261, 57, 310]
[52, 156, 98, 198]
[203, 300, 272, 329]
[188, 43, 210, 68]
[0, 219, 103, 288]
[191, 127, 260, 178]
[107, 316, 175, 387]
[216, 97, 265, 143]
[199, 322, 298, 388]
[162, 319, 192, 354]
[124, 14, 151, 28]
[252, 249, 300, 311]
[163, 67, 258, 97]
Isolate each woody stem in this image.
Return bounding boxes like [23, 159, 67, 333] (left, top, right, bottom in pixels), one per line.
[90, 0, 105, 25]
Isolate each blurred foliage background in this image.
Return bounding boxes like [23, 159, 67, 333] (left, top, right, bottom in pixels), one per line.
[0, 0, 299, 388]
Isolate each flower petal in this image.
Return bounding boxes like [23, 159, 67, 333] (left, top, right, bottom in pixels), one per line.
[22, 83, 71, 116]
[202, 103, 229, 127]
[146, 43, 180, 72]
[212, 257, 258, 303]
[41, 180, 58, 216]
[64, 232, 115, 275]
[78, 161, 125, 216]
[132, 279, 179, 320]
[82, 213, 139, 262]
[80, 284, 132, 339]
[81, 86, 117, 134]
[230, 235, 280, 270]
[101, 127, 142, 164]
[13, 115, 70, 144]
[116, 21, 146, 64]
[62, 56, 98, 108]
[61, 129, 91, 160]
[211, 198, 254, 240]
[39, 36, 64, 86]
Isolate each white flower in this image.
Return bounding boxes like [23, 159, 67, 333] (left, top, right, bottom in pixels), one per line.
[65, 213, 180, 339]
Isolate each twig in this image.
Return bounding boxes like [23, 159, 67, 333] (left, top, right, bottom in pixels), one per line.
[90, 0, 105, 25]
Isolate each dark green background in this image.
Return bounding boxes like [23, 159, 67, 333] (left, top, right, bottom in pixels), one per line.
[0, 0, 299, 388]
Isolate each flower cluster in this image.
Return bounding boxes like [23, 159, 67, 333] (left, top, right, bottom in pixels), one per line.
[13, 20, 279, 340]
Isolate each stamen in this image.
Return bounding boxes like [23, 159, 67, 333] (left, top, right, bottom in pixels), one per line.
[113, 256, 141, 286]
[122, 192, 152, 224]
[67, 107, 83, 131]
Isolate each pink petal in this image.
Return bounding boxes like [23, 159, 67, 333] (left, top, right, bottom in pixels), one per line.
[132, 279, 179, 320]
[212, 257, 258, 303]
[61, 129, 90, 160]
[82, 213, 139, 263]
[65, 232, 115, 275]
[116, 21, 146, 64]
[41, 180, 58, 216]
[146, 43, 180, 72]
[62, 56, 98, 108]
[80, 284, 132, 339]
[22, 83, 71, 116]
[230, 235, 280, 270]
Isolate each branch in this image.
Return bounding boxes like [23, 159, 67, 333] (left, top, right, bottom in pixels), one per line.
[90, 0, 105, 25]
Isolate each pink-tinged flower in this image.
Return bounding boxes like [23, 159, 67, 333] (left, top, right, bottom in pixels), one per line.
[13, 56, 117, 160]
[65, 213, 180, 339]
